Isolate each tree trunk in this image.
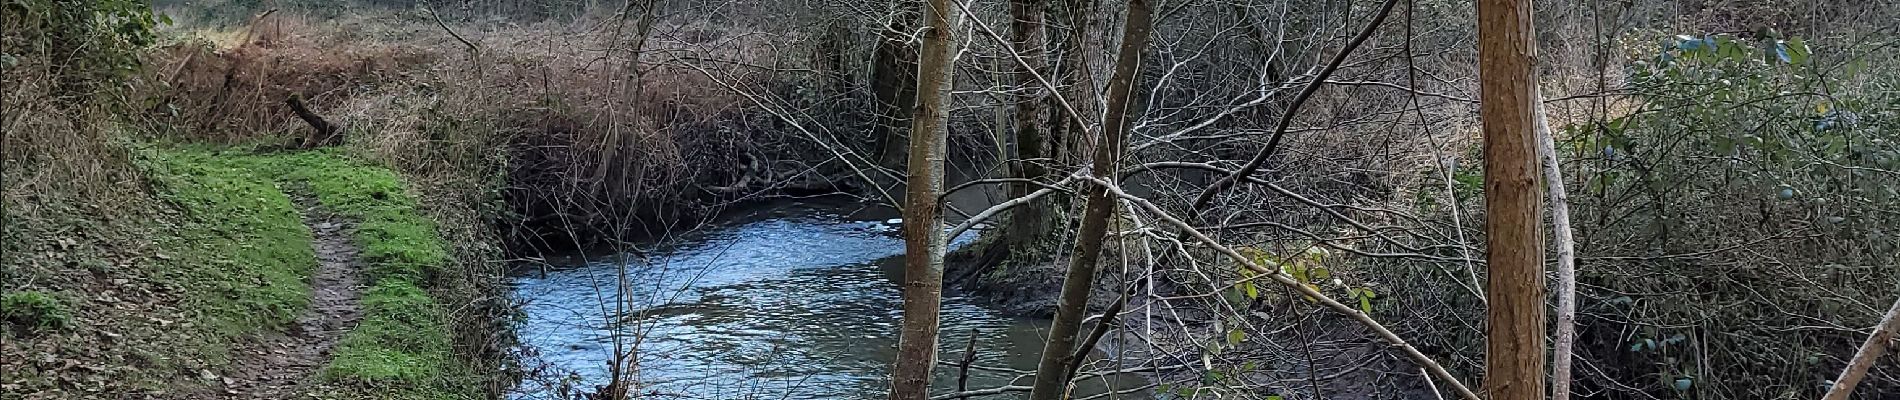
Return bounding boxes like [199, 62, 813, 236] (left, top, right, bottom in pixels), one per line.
[1025, 0, 1152, 398]
[817, 19, 853, 95]
[1822, 295, 1900, 400]
[1478, 0, 1547, 398]
[886, 0, 958, 397]
[1537, 92, 1581, 400]
[1051, 0, 1102, 168]
[1004, 0, 1058, 260]
[873, 9, 920, 170]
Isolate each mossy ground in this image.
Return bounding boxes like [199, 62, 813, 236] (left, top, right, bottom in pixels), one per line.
[1, 145, 476, 399]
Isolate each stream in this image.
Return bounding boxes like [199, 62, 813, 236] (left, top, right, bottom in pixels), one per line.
[509, 201, 1146, 399]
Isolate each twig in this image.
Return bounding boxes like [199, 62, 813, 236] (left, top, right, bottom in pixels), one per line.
[1088, 176, 1483, 400]
[427, 7, 478, 53]
[945, 174, 1078, 241]
[426, 5, 481, 80]
[1182, 0, 1404, 222]
[957, 329, 980, 392]
[1064, 286, 1132, 380]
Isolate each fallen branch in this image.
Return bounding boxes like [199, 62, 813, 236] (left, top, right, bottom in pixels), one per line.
[957, 329, 980, 392]
[1065, 285, 1132, 380]
[287, 94, 340, 148]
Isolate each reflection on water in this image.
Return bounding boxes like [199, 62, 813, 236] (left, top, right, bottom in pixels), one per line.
[510, 203, 1143, 399]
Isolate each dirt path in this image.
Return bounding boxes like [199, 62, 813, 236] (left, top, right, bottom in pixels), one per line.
[215, 205, 365, 398]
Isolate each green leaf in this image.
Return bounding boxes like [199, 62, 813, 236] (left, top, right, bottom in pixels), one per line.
[1787, 37, 1810, 65]
[1226, 328, 1245, 345]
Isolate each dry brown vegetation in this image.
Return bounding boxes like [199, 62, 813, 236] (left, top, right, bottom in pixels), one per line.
[130, 9, 835, 254]
[5, 0, 1899, 399]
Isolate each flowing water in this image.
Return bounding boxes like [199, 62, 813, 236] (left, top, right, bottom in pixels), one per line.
[509, 201, 1146, 399]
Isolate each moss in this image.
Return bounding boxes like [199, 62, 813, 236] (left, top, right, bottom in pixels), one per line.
[1, 290, 72, 333]
[210, 151, 452, 284]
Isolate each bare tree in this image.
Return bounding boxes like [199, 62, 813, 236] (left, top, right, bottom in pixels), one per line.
[887, 0, 960, 397]
[1478, 0, 1547, 399]
[1026, 0, 1153, 398]
[1537, 92, 1581, 400]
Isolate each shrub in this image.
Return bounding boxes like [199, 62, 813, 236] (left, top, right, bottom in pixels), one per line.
[1, 291, 72, 333]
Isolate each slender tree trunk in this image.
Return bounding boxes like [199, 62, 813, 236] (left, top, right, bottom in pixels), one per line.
[1536, 93, 1581, 400]
[1005, 0, 1056, 259]
[886, 0, 958, 397]
[1822, 295, 1900, 400]
[1026, 0, 1152, 398]
[873, 8, 920, 170]
[1478, 0, 1547, 398]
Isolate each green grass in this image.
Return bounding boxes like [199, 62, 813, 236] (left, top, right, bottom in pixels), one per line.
[0, 290, 72, 332]
[146, 147, 471, 399]
[145, 149, 317, 353]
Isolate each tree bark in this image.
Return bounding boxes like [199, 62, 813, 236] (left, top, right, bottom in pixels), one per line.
[1822, 295, 1900, 400]
[1025, 0, 1152, 398]
[286, 94, 339, 148]
[1478, 0, 1547, 398]
[1536, 92, 1581, 400]
[1050, 0, 1102, 168]
[1004, 0, 1057, 260]
[886, 0, 958, 397]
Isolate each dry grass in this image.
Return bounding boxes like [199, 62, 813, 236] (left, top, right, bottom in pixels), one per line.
[0, 67, 143, 221]
[131, 9, 805, 251]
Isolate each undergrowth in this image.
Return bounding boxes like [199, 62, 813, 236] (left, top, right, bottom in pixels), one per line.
[0, 291, 71, 333]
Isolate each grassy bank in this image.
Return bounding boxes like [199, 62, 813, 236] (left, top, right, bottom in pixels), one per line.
[1, 146, 317, 397]
[164, 148, 479, 399]
[1, 146, 482, 399]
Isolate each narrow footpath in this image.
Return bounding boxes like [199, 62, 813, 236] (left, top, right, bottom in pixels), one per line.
[215, 202, 365, 399]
